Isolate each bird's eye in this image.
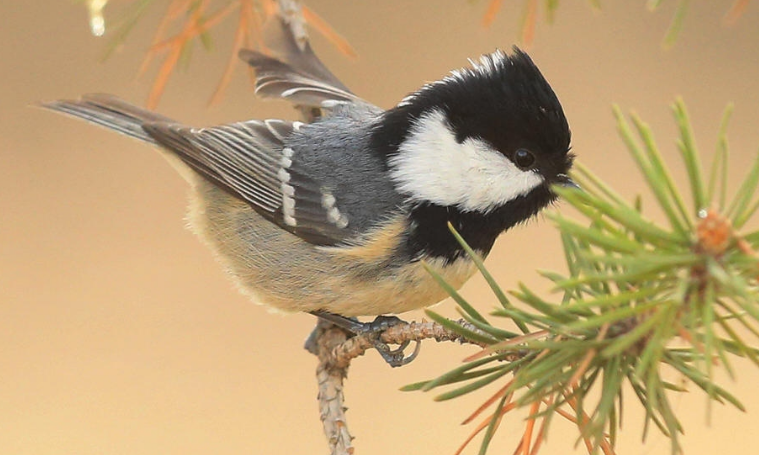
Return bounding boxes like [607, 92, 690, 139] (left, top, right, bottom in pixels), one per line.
[514, 149, 536, 170]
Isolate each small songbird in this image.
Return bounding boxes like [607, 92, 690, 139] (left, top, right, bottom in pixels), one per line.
[43, 17, 573, 365]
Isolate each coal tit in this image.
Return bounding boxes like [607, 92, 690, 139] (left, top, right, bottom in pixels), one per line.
[43, 17, 573, 353]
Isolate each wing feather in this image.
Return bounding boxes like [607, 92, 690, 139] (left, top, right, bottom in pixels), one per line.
[143, 119, 353, 244]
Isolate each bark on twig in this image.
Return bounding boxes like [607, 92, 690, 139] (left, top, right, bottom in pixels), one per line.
[327, 319, 487, 369]
[310, 318, 487, 455]
[313, 320, 355, 455]
[277, 0, 308, 49]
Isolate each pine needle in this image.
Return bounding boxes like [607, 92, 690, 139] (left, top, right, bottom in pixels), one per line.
[208, 0, 255, 105]
[482, 0, 503, 27]
[461, 381, 514, 424]
[723, 0, 751, 25]
[302, 5, 357, 57]
[520, 0, 539, 46]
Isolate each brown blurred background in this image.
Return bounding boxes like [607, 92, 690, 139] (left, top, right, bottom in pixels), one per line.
[3, 1, 759, 454]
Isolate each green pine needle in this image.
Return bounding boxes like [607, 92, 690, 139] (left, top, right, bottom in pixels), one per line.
[409, 100, 759, 455]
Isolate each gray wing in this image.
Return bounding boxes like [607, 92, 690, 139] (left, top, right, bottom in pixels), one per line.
[144, 119, 356, 245]
[41, 94, 356, 246]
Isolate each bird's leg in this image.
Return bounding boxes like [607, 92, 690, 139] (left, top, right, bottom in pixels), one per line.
[307, 311, 422, 367]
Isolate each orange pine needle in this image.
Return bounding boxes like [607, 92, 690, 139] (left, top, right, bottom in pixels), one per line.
[568, 349, 596, 390]
[580, 436, 595, 455]
[302, 5, 357, 58]
[521, 0, 538, 47]
[482, 0, 503, 27]
[528, 416, 548, 455]
[736, 237, 756, 256]
[149, 1, 240, 53]
[676, 323, 717, 365]
[563, 391, 617, 455]
[136, 0, 353, 108]
[734, 237, 759, 280]
[464, 330, 548, 362]
[455, 403, 516, 455]
[527, 395, 557, 455]
[146, 0, 210, 109]
[552, 405, 578, 424]
[511, 435, 526, 455]
[139, 0, 189, 78]
[568, 323, 609, 389]
[676, 323, 696, 346]
[261, 0, 277, 17]
[195, 1, 240, 33]
[209, 2, 251, 105]
[147, 43, 182, 109]
[723, 0, 750, 25]
[461, 380, 515, 425]
[241, 0, 264, 86]
[520, 401, 541, 455]
[242, 0, 264, 50]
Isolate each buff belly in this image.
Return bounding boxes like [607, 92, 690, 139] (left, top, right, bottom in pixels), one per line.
[185, 181, 478, 317]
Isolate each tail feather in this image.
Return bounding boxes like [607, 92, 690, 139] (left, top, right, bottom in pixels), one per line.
[40, 93, 172, 144]
[238, 17, 365, 108]
[260, 14, 351, 92]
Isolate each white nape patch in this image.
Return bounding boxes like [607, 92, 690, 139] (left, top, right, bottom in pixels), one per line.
[388, 109, 544, 212]
[321, 190, 349, 229]
[280, 147, 297, 226]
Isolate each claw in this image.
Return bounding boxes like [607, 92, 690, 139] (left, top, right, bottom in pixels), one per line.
[309, 311, 423, 367]
[375, 338, 421, 367]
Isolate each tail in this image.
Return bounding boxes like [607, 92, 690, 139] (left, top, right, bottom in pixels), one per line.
[40, 93, 173, 144]
[40, 94, 206, 183]
[238, 16, 365, 108]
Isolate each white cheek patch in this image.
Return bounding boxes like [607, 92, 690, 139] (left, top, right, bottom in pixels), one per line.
[388, 109, 544, 212]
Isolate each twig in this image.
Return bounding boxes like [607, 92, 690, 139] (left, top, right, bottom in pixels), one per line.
[325, 319, 487, 370]
[277, 0, 308, 50]
[310, 318, 487, 455]
[313, 320, 355, 455]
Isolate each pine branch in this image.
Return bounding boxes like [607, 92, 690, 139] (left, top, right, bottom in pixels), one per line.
[410, 100, 759, 455]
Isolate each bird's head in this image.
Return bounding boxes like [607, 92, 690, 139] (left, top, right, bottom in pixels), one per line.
[374, 47, 573, 217]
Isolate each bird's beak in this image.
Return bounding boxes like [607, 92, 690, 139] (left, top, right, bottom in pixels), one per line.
[555, 173, 580, 190]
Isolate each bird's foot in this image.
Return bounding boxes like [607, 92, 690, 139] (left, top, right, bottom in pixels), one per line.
[308, 312, 421, 367]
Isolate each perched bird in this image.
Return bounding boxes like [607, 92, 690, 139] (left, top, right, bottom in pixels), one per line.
[43, 17, 573, 365]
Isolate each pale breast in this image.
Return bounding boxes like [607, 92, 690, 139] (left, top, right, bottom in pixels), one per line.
[185, 181, 478, 316]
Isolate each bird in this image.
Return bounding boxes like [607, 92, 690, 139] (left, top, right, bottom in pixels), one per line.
[42, 16, 573, 366]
